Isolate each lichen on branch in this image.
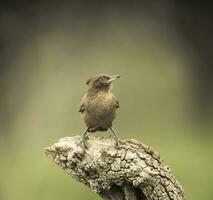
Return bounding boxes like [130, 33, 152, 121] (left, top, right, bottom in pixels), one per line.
[45, 136, 186, 200]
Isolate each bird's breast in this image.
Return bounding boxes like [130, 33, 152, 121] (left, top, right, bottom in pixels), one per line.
[81, 92, 118, 129]
[87, 93, 116, 114]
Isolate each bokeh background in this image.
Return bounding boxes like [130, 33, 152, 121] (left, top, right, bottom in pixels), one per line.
[0, 1, 213, 200]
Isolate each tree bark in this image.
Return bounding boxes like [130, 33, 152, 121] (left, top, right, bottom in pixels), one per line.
[45, 136, 186, 200]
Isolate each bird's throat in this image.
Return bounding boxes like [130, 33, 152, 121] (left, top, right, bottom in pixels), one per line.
[87, 86, 111, 97]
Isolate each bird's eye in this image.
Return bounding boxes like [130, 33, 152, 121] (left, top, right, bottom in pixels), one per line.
[100, 77, 106, 81]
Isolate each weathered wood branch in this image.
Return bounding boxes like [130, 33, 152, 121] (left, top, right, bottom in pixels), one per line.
[45, 136, 186, 200]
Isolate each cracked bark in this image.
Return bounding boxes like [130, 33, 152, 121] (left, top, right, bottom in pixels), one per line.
[45, 136, 186, 200]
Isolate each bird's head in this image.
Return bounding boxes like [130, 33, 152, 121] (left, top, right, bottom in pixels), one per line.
[86, 74, 120, 92]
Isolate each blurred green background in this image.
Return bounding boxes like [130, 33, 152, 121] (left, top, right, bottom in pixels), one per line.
[0, 1, 213, 200]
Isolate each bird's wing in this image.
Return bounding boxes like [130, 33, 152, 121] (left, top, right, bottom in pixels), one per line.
[116, 100, 119, 109]
[79, 94, 87, 113]
[79, 103, 85, 113]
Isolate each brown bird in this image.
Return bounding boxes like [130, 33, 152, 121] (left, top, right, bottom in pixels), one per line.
[78, 74, 120, 147]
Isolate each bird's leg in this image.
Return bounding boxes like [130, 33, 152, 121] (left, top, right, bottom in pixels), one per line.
[78, 128, 89, 148]
[109, 127, 119, 146]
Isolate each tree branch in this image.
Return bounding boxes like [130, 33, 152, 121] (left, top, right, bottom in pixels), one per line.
[45, 136, 186, 200]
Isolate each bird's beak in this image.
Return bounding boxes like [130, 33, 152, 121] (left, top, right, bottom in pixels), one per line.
[107, 75, 120, 84]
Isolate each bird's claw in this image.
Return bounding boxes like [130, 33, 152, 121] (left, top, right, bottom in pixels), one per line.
[77, 138, 86, 149]
[78, 129, 89, 149]
[113, 136, 120, 147]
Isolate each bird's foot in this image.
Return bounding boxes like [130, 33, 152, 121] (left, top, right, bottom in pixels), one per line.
[109, 127, 120, 148]
[77, 128, 89, 149]
[77, 137, 86, 148]
[114, 136, 120, 147]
